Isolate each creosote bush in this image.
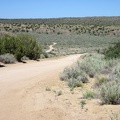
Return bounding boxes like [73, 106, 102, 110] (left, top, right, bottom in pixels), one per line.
[0, 34, 42, 62]
[104, 42, 120, 59]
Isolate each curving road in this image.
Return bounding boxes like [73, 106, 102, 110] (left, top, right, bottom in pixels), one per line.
[0, 54, 81, 120]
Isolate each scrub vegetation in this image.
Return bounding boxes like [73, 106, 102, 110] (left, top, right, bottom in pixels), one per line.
[60, 41, 120, 105]
[0, 33, 42, 62]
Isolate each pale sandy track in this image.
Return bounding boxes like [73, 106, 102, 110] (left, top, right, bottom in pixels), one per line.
[0, 54, 119, 120]
[0, 54, 80, 120]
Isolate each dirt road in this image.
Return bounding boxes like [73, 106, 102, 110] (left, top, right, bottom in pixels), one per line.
[0, 54, 119, 120]
[0, 54, 81, 120]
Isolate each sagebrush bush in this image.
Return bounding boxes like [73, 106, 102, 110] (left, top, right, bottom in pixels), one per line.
[60, 53, 107, 88]
[79, 53, 106, 77]
[101, 59, 119, 75]
[0, 53, 16, 64]
[94, 77, 108, 87]
[98, 81, 120, 104]
[109, 63, 120, 81]
[60, 65, 88, 87]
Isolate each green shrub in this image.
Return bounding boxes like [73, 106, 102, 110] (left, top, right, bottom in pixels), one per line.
[0, 38, 5, 54]
[0, 53, 16, 64]
[98, 81, 120, 104]
[17, 33, 42, 60]
[101, 59, 119, 75]
[104, 42, 120, 59]
[60, 66, 88, 88]
[109, 63, 120, 81]
[0, 34, 42, 62]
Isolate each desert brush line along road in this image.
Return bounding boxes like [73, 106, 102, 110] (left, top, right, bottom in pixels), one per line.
[0, 54, 81, 120]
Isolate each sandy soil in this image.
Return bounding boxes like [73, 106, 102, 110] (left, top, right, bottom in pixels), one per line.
[0, 54, 120, 120]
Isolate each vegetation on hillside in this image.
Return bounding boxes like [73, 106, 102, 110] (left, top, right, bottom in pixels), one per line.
[34, 33, 120, 55]
[0, 17, 120, 26]
[0, 17, 120, 36]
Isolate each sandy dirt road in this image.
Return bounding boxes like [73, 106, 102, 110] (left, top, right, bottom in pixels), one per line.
[0, 54, 119, 120]
[0, 54, 81, 120]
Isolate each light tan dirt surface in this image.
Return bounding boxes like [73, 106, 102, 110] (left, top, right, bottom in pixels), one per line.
[0, 54, 120, 120]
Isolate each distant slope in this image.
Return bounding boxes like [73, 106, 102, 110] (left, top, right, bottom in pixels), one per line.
[0, 17, 120, 36]
[0, 16, 120, 26]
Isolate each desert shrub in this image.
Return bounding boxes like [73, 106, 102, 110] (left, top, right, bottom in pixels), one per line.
[104, 42, 120, 59]
[79, 54, 106, 77]
[0, 35, 25, 59]
[0, 53, 16, 64]
[0, 38, 5, 54]
[94, 77, 108, 87]
[98, 81, 120, 104]
[17, 33, 42, 60]
[0, 34, 42, 62]
[0, 35, 25, 61]
[109, 63, 120, 81]
[60, 66, 88, 87]
[101, 59, 119, 75]
[60, 53, 107, 88]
